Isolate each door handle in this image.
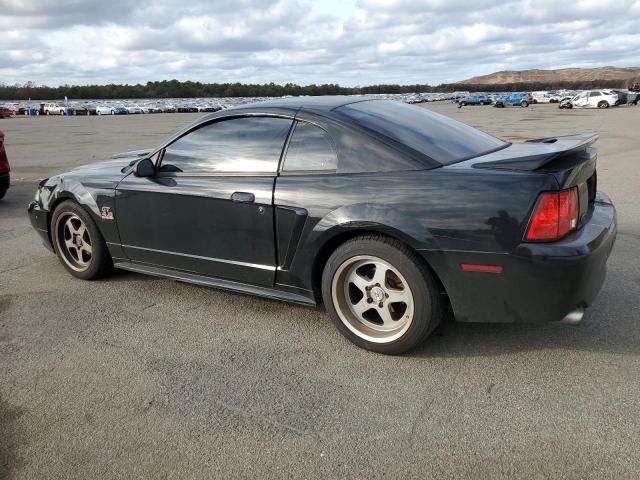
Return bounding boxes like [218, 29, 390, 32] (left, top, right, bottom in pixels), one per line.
[230, 191, 255, 203]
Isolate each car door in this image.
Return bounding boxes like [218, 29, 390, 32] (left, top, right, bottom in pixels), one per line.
[115, 115, 294, 286]
[587, 91, 601, 107]
[573, 91, 588, 107]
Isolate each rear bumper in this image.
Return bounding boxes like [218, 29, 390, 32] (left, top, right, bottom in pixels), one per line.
[423, 192, 617, 323]
[0, 172, 9, 192]
[28, 200, 54, 252]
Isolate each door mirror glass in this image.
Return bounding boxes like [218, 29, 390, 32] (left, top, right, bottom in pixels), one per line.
[134, 158, 155, 177]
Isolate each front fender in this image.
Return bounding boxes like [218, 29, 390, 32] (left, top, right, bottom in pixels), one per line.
[35, 174, 120, 249]
[39, 175, 101, 216]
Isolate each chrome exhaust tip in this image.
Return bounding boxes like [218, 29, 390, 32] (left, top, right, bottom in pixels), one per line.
[560, 308, 585, 325]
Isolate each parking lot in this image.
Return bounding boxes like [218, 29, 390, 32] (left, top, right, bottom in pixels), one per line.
[1, 103, 639, 479]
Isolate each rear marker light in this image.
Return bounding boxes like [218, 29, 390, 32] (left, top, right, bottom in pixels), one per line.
[461, 264, 503, 273]
[525, 187, 578, 242]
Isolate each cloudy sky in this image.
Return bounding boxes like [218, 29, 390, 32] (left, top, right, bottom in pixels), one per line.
[1, 0, 639, 87]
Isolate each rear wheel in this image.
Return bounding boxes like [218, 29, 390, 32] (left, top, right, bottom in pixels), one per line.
[322, 235, 443, 354]
[52, 200, 112, 280]
[520, 101, 529, 107]
[597, 101, 609, 109]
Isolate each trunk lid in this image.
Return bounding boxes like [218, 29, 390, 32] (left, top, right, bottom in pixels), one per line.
[470, 133, 599, 229]
[470, 133, 598, 173]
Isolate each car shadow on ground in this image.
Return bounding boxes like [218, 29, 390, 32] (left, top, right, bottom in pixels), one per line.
[0, 394, 25, 479]
[409, 308, 639, 358]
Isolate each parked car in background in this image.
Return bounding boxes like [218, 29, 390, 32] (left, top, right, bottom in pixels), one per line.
[459, 95, 492, 106]
[125, 105, 144, 114]
[558, 98, 574, 109]
[0, 130, 9, 199]
[113, 106, 128, 115]
[3, 104, 21, 115]
[28, 97, 616, 354]
[612, 90, 629, 105]
[570, 90, 618, 109]
[44, 103, 66, 115]
[531, 91, 561, 103]
[494, 93, 533, 108]
[0, 106, 12, 118]
[73, 104, 97, 116]
[96, 105, 115, 115]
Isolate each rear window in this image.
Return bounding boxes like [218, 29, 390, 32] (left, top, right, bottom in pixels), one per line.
[335, 100, 507, 165]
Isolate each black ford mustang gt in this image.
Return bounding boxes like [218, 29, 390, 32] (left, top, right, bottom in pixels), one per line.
[28, 97, 616, 354]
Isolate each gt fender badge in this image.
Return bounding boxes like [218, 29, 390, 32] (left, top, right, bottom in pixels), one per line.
[100, 206, 114, 220]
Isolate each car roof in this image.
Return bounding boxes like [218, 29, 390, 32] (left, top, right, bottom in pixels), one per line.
[221, 95, 374, 114]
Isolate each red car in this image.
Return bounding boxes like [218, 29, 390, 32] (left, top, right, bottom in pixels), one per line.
[0, 106, 12, 118]
[0, 130, 9, 199]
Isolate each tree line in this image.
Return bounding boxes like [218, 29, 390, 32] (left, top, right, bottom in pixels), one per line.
[1, 78, 638, 100]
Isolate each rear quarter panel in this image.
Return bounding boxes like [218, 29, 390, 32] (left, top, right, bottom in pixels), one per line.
[274, 168, 557, 296]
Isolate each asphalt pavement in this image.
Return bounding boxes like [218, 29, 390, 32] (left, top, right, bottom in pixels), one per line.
[1, 103, 639, 479]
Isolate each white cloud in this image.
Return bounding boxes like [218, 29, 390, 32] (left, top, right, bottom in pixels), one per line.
[0, 0, 639, 86]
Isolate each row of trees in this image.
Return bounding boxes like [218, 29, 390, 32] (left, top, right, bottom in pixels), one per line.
[1, 78, 638, 100]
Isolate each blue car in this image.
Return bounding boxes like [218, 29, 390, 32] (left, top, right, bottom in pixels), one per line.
[113, 106, 128, 115]
[494, 93, 532, 108]
[459, 95, 492, 106]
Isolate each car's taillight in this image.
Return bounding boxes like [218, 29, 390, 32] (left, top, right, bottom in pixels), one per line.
[525, 187, 578, 241]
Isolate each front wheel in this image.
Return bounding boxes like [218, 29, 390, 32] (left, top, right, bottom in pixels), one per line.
[598, 101, 609, 109]
[322, 236, 443, 354]
[520, 101, 529, 107]
[51, 200, 112, 280]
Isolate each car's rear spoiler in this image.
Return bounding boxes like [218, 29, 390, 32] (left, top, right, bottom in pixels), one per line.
[472, 133, 599, 171]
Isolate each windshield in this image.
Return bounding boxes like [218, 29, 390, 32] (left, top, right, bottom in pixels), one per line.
[335, 100, 507, 166]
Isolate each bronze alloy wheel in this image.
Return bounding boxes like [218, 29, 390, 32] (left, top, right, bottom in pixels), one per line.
[54, 212, 93, 272]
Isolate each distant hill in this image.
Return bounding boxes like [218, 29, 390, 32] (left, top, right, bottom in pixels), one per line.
[460, 67, 640, 85]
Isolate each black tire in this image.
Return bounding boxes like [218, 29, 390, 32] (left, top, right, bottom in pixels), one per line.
[321, 235, 443, 354]
[460, 102, 467, 106]
[597, 101, 609, 109]
[0, 188, 6, 200]
[520, 101, 529, 107]
[51, 200, 112, 280]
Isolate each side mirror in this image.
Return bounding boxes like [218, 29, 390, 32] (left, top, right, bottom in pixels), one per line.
[134, 158, 155, 177]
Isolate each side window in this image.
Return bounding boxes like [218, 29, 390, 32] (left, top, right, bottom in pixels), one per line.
[160, 116, 292, 174]
[282, 122, 338, 172]
[589, 91, 601, 97]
